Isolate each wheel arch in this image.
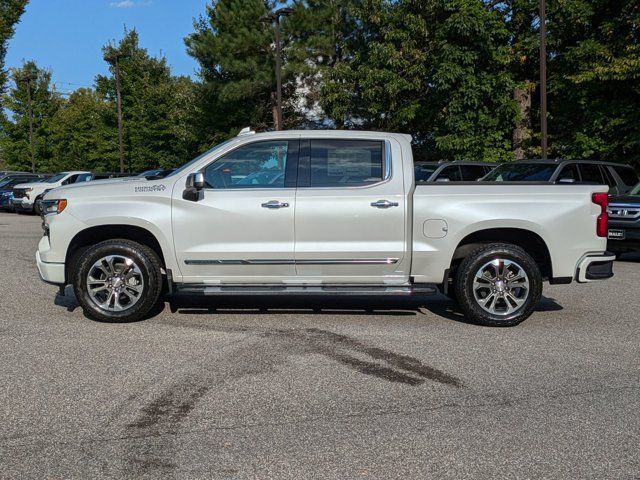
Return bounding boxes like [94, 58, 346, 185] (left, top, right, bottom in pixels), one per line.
[450, 228, 553, 280]
[65, 224, 166, 284]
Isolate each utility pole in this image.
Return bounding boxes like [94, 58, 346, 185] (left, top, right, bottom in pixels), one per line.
[539, 0, 548, 159]
[19, 71, 37, 173]
[104, 49, 128, 173]
[260, 7, 294, 131]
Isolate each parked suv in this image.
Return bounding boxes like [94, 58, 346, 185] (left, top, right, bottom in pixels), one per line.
[482, 159, 639, 195]
[415, 161, 495, 182]
[13, 171, 92, 214]
[0, 174, 46, 212]
[607, 182, 640, 256]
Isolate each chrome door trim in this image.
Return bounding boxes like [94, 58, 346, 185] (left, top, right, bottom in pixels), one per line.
[185, 258, 399, 266]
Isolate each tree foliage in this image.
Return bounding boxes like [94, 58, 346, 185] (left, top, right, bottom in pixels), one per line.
[0, 0, 639, 173]
[0, 0, 28, 95]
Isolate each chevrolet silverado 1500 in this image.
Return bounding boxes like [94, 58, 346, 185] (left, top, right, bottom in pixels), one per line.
[36, 129, 614, 326]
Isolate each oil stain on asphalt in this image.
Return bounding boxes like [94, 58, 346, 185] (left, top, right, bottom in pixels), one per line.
[120, 325, 462, 476]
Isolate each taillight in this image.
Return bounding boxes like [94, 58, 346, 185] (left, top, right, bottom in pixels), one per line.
[592, 192, 608, 238]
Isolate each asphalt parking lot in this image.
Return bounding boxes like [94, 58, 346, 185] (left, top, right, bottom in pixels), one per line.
[0, 213, 638, 479]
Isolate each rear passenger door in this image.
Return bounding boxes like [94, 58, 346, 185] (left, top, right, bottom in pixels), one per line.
[294, 138, 408, 284]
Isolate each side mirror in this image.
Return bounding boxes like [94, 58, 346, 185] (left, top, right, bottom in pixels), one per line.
[558, 178, 576, 184]
[183, 172, 205, 201]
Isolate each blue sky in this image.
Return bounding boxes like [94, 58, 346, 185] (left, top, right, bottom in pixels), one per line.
[6, 0, 208, 93]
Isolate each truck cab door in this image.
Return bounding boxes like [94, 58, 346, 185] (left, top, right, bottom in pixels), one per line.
[294, 138, 409, 284]
[172, 139, 299, 283]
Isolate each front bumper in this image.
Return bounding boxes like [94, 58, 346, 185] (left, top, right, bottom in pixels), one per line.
[576, 252, 615, 283]
[36, 248, 65, 285]
[12, 198, 34, 212]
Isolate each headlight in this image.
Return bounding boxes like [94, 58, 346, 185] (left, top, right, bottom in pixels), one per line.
[24, 188, 32, 193]
[41, 199, 67, 215]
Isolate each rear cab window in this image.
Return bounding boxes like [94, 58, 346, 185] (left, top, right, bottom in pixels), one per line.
[299, 139, 385, 188]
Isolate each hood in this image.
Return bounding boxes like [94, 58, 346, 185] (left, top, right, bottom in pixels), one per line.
[12, 182, 44, 190]
[46, 175, 175, 199]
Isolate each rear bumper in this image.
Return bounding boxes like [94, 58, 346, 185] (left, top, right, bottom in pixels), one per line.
[576, 252, 615, 283]
[36, 250, 65, 285]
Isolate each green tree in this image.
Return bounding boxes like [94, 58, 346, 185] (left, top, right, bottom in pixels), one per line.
[1, 61, 62, 172]
[0, 0, 28, 95]
[48, 88, 118, 172]
[186, 0, 299, 146]
[548, 0, 640, 167]
[96, 29, 199, 172]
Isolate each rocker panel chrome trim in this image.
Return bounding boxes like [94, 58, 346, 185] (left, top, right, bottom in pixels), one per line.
[184, 258, 400, 266]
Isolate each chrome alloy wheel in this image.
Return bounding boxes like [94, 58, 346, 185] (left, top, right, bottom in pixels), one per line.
[472, 259, 529, 316]
[86, 255, 144, 312]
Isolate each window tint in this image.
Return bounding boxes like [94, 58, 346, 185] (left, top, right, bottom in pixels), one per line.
[414, 163, 438, 182]
[461, 165, 488, 181]
[309, 139, 383, 187]
[46, 173, 66, 183]
[557, 164, 579, 181]
[613, 165, 639, 186]
[204, 141, 288, 189]
[62, 175, 79, 185]
[599, 166, 616, 187]
[435, 165, 462, 181]
[482, 163, 557, 181]
[579, 164, 604, 184]
[75, 173, 92, 183]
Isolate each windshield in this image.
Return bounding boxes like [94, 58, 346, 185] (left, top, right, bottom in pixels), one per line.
[165, 138, 236, 178]
[483, 163, 557, 181]
[46, 173, 67, 183]
[0, 178, 16, 188]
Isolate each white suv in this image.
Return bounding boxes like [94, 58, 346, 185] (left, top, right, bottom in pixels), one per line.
[12, 171, 92, 214]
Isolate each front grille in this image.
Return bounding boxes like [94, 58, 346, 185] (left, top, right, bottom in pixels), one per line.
[13, 188, 27, 199]
[608, 203, 640, 220]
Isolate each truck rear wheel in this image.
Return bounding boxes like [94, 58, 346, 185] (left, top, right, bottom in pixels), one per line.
[454, 243, 542, 327]
[72, 239, 163, 322]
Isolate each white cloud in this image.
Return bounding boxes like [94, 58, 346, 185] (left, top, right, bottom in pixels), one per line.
[110, 0, 135, 7]
[109, 0, 153, 8]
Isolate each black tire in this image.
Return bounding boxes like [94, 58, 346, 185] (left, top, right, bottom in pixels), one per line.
[454, 243, 542, 327]
[72, 239, 163, 322]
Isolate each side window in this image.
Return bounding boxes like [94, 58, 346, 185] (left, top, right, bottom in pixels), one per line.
[579, 164, 604, 184]
[557, 164, 579, 181]
[599, 166, 616, 187]
[75, 173, 92, 183]
[436, 165, 462, 181]
[308, 139, 383, 187]
[613, 165, 639, 187]
[461, 165, 488, 181]
[61, 175, 79, 185]
[204, 141, 289, 189]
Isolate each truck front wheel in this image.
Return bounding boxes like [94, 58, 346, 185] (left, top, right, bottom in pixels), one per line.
[454, 243, 542, 327]
[72, 239, 163, 322]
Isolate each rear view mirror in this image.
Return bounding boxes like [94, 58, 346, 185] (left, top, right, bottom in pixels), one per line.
[183, 172, 205, 201]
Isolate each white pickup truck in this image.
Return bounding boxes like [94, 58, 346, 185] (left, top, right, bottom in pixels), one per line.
[36, 129, 614, 326]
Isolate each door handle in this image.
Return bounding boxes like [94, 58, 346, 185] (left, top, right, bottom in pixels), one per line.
[370, 200, 399, 209]
[261, 200, 289, 209]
